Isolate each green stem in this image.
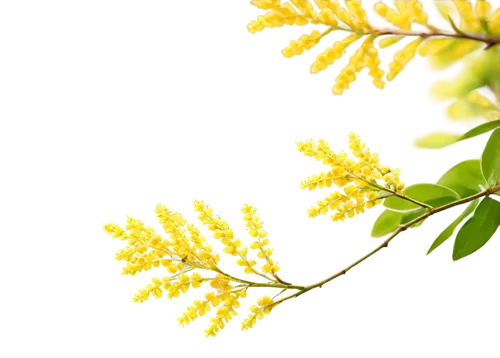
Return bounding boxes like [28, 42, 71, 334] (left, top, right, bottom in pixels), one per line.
[271, 185, 500, 307]
[213, 267, 305, 290]
[349, 172, 432, 210]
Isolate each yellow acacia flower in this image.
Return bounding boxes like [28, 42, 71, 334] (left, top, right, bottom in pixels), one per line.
[242, 205, 281, 275]
[104, 218, 164, 275]
[194, 200, 267, 278]
[297, 133, 403, 222]
[241, 295, 275, 330]
[105, 202, 282, 337]
[248, 0, 497, 97]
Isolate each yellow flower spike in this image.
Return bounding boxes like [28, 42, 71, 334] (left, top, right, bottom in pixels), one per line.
[378, 35, 404, 49]
[241, 295, 276, 331]
[310, 33, 363, 74]
[387, 37, 423, 81]
[452, 0, 481, 32]
[262, 263, 272, 273]
[282, 29, 325, 58]
[345, 0, 371, 31]
[374, 1, 410, 29]
[250, 0, 281, 10]
[366, 45, 385, 89]
[490, 9, 500, 37]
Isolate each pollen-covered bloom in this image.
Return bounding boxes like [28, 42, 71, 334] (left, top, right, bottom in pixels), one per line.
[103, 215, 199, 276]
[242, 205, 281, 276]
[194, 200, 265, 278]
[104, 202, 281, 337]
[241, 295, 276, 330]
[132, 272, 205, 303]
[297, 133, 404, 222]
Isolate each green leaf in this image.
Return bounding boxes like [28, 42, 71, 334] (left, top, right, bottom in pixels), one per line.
[427, 200, 479, 255]
[371, 210, 403, 237]
[481, 128, 500, 187]
[402, 208, 427, 228]
[437, 159, 487, 198]
[384, 184, 460, 212]
[460, 119, 500, 142]
[410, 120, 500, 151]
[410, 128, 463, 151]
[453, 197, 500, 261]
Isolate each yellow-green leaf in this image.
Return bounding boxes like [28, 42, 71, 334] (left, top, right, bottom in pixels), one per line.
[434, 157, 488, 198]
[451, 196, 500, 262]
[457, 120, 500, 142]
[481, 128, 500, 186]
[368, 209, 403, 241]
[414, 132, 460, 149]
[410, 120, 500, 151]
[427, 200, 478, 255]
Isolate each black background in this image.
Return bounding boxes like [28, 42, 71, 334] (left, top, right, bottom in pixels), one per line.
[92, 2, 498, 349]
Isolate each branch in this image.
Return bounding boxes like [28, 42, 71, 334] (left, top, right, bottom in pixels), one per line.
[368, 27, 499, 46]
[271, 185, 500, 308]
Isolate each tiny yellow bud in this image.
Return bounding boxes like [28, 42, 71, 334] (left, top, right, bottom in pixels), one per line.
[223, 246, 236, 255]
[384, 173, 393, 184]
[263, 295, 273, 306]
[239, 290, 247, 298]
[205, 292, 215, 300]
[271, 264, 280, 273]
[250, 305, 259, 313]
[213, 229, 222, 239]
[149, 236, 160, 247]
[250, 241, 260, 250]
[167, 263, 177, 274]
[262, 263, 271, 273]
[216, 306, 228, 317]
[191, 272, 201, 281]
[236, 258, 247, 267]
[374, 171, 383, 179]
[361, 165, 372, 176]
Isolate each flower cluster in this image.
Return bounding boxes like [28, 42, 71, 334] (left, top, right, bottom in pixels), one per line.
[104, 201, 289, 337]
[248, 0, 500, 95]
[241, 295, 275, 331]
[297, 133, 404, 222]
